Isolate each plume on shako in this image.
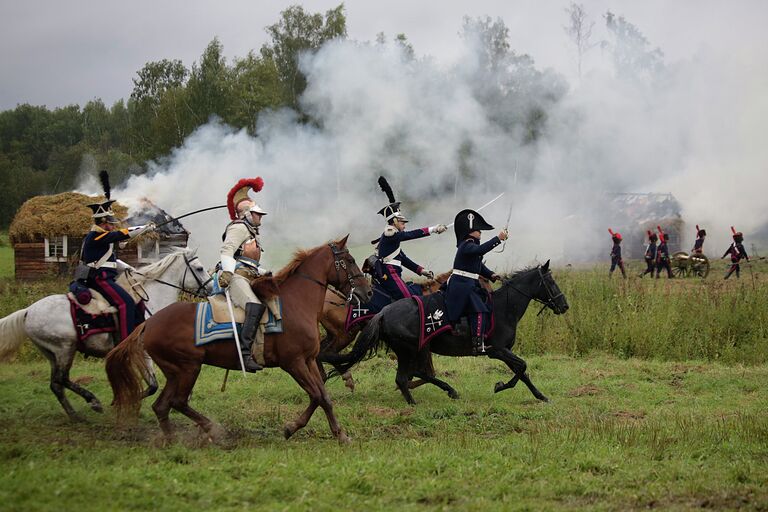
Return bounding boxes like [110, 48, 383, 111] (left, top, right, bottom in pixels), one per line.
[87, 170, 118, 221]
[376, 176, 406, 223]
[226, 177, 266, 220]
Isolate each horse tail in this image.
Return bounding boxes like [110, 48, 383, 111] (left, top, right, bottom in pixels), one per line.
[106, 323, 148, 424]
[0, 309, 28, 362]
[325, 312, 384, 378]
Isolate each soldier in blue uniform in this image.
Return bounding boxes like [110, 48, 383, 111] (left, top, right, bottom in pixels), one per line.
[78, 188, 155, 341]
[445, 209, 506, 355]
[692, 226, 706, 255]
[372, 176, 447, 301]
[638, 231, 657, 278]
[608, 229, 626, 278]
[722, 229, 748, 279]
[655, 232, 673, 278]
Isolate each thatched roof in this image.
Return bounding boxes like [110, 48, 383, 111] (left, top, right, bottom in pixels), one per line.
[9, 192, 129, 243]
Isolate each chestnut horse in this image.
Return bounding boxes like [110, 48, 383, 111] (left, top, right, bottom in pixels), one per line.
[106, 236, 372, 443]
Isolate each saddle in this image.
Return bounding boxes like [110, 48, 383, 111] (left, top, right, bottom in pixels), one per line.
[412, 291, 495, 350]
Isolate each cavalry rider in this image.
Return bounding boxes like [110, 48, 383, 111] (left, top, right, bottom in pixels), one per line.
[639, 231, 657, 278]
[217, 178, 269, 372]
[373, 176, 447, 300]
[722, 229, 749, 279]
[608, 229, 626, 279]
[656, 231, 673, 279]
[445, 209, 506, 355]
[692, 226, 706, 255]
[80, 198, 155, 342]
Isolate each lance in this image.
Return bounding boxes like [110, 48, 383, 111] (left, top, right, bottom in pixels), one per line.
[446, 192, 505, 228]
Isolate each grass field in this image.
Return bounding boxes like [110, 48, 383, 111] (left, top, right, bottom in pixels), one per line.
[1, 247, 767, 510]
[0, 231, 12, 279]
[1, 355, 766, 511]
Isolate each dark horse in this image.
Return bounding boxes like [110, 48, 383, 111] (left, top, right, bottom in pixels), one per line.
[327, 261, 568, 404]
[106, 236, 372, 443]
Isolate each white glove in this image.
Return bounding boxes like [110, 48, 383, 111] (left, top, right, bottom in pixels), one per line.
[421, 269, 435, 279]
[429, 224, 448, 234]
[127, 222, 156, 238]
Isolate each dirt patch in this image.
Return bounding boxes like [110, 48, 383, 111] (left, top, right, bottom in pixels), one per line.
[567, 385, 602, 397]
[612, 410, 646, 420]
[72, 375, 94, 385]
[367, 406, 399, 418]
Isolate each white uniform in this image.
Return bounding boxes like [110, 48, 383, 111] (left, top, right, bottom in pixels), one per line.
[220, 221, 267, 309]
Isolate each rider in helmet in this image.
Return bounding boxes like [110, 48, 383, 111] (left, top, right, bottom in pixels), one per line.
[445, 209, 506, 355]
[372, 176, 446, 301]
[217, 178, 269, 372]
[79, 174, 155, 342]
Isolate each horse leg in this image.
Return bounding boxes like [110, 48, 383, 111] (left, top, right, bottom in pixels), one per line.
[140, 353, 159, 399]
[152, 371, 179, 439]
[408, 350, 436, 390]
[308, 359, 349, 443]
[39, 345, 80, 421]
[283, 360, 321, 440]
[487, 347, 549, 402]
[395, 356, 417, 405]
[168, 364, 217, 438]
[412, 371, 459, 400]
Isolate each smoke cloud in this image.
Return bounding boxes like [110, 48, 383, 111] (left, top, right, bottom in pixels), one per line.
[79, 8, 768, 272]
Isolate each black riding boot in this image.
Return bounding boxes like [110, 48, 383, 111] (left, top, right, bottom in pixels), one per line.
[471, 336, 486, 356]
[240, 302, 266, 372]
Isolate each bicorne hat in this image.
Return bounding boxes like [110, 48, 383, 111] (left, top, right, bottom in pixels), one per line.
[377, 176, 407, 223]
[453, 209, 493, 245]
[87, 170, 119, 223]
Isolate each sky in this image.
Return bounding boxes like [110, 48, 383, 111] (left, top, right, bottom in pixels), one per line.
[3, 1, 768, 269]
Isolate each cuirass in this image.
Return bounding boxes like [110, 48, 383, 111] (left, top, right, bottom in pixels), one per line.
[241, 239, 262, 261]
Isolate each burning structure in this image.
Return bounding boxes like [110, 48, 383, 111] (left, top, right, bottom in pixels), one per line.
[608, 193, 684, 259]
[8, 193, 188, 280]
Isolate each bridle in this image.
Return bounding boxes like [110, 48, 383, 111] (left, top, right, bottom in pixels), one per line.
[297, 243, 365, 303]
[128, 252, 212, 300]
[504, 266, 564, 316]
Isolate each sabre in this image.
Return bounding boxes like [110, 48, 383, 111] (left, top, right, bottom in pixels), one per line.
[446, 192, 505, 228]
[224, 288, 248, 376]
[153, 205, 228, 229]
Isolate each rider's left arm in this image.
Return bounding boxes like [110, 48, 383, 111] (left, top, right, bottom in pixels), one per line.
[399, 252, 424, 275]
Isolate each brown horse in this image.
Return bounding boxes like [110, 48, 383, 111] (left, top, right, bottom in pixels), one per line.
[106, 236, 372, 443]
[318, 272, 492, 391]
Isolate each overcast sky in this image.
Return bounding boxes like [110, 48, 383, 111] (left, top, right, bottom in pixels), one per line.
[2, 0, 766, 110]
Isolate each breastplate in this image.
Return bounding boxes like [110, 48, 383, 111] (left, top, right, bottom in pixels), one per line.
[240, 239, 262, 261]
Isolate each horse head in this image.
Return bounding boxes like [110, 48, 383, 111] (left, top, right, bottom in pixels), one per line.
[502, 260, 568, 315]
[327, 235, 373, 304]
[169, 248, 214, 297]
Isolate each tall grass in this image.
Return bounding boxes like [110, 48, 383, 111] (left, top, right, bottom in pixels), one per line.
[517, 262, 768, 364]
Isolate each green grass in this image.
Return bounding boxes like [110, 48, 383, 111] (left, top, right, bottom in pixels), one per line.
[0, 355, 766, 511]
[0, 231, 12, 279]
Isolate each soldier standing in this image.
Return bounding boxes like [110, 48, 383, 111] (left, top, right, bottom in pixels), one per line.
[722, 227, 749, 279]
[608, 229, 626, 278]
[638, 230, 657, 278]
[655, 228, 673, 279]
[692, 225, 706, 255]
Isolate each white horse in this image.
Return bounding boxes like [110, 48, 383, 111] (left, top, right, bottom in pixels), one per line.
[0, 248, 213, 420]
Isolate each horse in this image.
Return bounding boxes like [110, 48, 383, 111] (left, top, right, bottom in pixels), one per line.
[326, 261, 569, 404]
[0, 248, 213, 420]
[106, 236, 372, 443]
[318, 271, 493, 391]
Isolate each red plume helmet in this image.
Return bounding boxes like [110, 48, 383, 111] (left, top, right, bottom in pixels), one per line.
[608, 228, 622, 240]
[226, 177, 264, 220]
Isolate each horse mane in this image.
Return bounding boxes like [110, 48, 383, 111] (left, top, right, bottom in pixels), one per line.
[503, 265, 538, 284]
[135, 247, 193, 279]
[274, 238, 346, 285]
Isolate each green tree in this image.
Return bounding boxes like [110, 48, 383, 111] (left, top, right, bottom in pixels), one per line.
[260, 4, 347, 109]
[227, 52, 284, 133]
[604, 11, 664, 83]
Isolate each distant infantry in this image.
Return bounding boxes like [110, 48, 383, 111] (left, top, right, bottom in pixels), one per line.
[445, 209, 506, 355]
[655, 227, 673, 279]
[217, 178, 269, 372]
[638, 230, 657, 278]
[77, 171, 155, 341]
[722, 226, 749, 279]
[692, 225, 706, 255]
[608, 229, 626, 279]
[371, 176, 446, 301]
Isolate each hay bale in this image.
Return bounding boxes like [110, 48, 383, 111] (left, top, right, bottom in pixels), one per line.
[8, 192, 130, 244]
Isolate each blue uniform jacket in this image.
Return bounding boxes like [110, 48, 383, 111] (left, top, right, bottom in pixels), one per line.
[657, 242, 670, 262]
[445, 236, 500, 323]
[611, 242, 622, 261]
[723, 243, 748, 262]
[645, 242, 658, 261]
[82, 227, 130, 278]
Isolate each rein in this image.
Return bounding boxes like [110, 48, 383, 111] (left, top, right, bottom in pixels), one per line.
[129, 253, 212, 299]
[502, 267, 563, 315]
[294, 243, 364, 304]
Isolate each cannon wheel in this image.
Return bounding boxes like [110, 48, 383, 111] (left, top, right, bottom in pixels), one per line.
[671, 251, 689, 278]
[690, 254, 710, 278]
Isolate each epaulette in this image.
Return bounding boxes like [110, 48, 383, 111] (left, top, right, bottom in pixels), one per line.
[383, 225, 398, 237]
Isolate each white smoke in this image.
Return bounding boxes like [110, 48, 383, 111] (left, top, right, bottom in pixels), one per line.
[78, 9, 768, 272]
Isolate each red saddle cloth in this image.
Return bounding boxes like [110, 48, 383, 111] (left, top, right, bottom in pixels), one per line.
[68, 298, 116, 344]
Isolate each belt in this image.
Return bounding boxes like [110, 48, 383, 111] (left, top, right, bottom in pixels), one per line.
[87, 262, 117, 269]
[452, 269, 479, 280]
[383, 260, 401, 267]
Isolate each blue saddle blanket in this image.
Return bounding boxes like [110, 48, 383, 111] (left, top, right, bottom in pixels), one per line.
[194, 299, 283, 346]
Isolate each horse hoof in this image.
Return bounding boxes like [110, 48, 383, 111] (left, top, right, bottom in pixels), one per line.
[344, 380, 355, 392]
[69, 413, 87, 423]
[494, 381, 506, 393]
[537, 394, 550, 403]
[90, 400, 104, 413]
[448, 391, 460, 400]
[283, 423, 296, 440]
[338, 433, 352, 445]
